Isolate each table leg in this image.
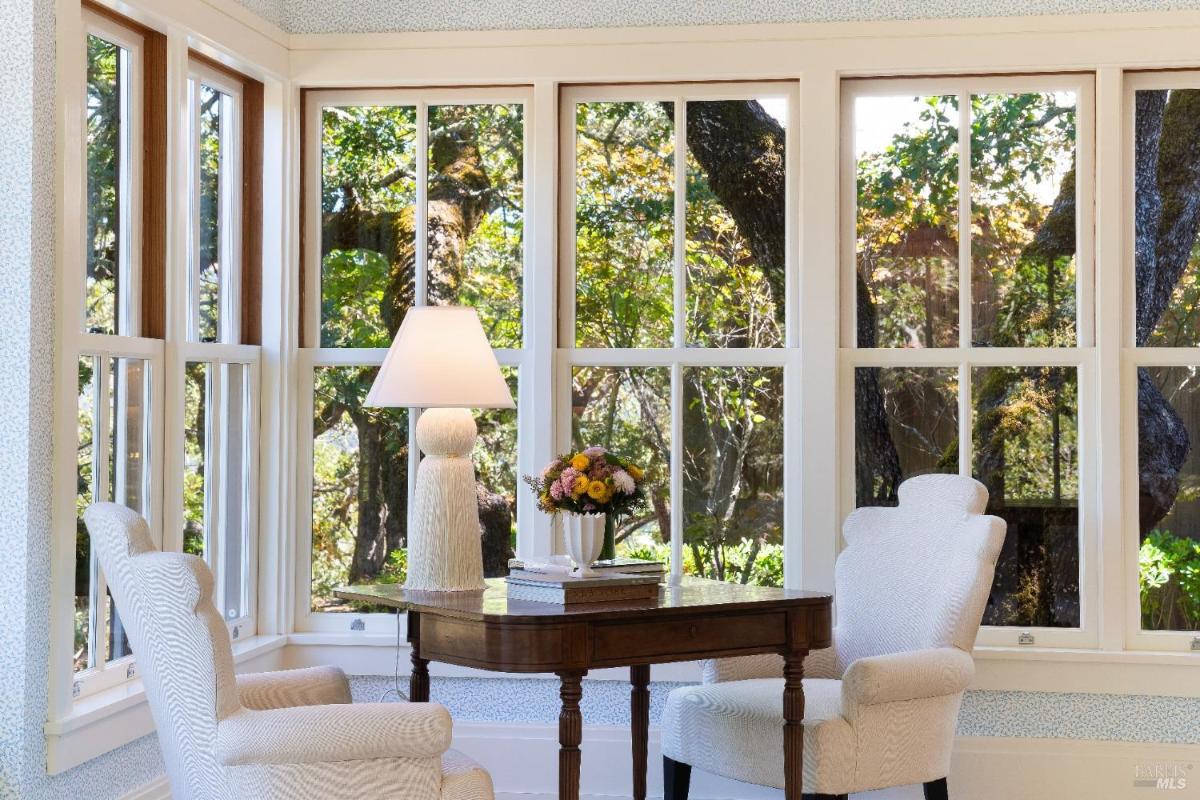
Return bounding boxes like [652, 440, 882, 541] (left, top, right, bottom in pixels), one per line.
[557, 670, 586, 800]
[630, 664, 651, 800]
[783, 653, 806, 799]
[407, 611, 430, 703]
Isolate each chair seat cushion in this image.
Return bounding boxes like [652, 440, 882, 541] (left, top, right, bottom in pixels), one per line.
[661, 678, 854, 792]
[440, 749, 495, 800]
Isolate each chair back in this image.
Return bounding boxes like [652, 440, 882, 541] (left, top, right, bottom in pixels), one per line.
[832, 474, 1006, 672]
[85, 503, 239, 800]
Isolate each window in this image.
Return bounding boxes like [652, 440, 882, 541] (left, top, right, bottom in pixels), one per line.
[1129, 74, 1200, 639]
[302, 89, 527, 627]
[562, 85, 796, 587]
[845, 77, 1095, 644]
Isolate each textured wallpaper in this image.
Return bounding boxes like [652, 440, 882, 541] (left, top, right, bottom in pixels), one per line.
[240, 0, 1200, 34]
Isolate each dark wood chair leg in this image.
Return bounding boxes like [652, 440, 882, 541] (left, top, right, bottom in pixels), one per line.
[630, 665, 650, 800]
[663, 756, 691, 800]
[924, 777, 949, 800]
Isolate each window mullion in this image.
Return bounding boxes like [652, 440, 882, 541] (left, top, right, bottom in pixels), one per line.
[673, 98, 686, 350]
[957, 89, 974, 477]
[207, 363, 224, 576]
[189, 79, 202, 342]
[669, 362, 683, 584]
[90, 355, 112, 670]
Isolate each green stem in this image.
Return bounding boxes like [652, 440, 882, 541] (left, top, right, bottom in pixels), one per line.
[600, 514, 616, 561]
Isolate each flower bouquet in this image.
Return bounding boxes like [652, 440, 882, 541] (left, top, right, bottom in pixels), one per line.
[523, 446, 649, 563]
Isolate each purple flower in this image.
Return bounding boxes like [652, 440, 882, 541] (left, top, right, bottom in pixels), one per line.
[549, 481, 565, 501]
[558, 468, 581, 495]
[583, 446, 607, 459]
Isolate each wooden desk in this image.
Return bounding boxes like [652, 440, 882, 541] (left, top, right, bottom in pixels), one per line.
[336, 578, 832, 800]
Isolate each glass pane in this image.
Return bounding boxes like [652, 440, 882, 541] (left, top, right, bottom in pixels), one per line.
[1138, 366, 1200, 631]
[970, 92, 1077, 347]
[320, 106, 417, 348]
[85, 35, 124, 335]
[75, 356, 97, 672]
[183, 362, 210, 558]
[196, 84, 224, 343]
[1136, 89, 1200, 348]
[682, 367, 784, 587]
[427, 104, 524, 349]
[311, 366, 409, 611]
[221, 364, 250, 619]
[571, 367, 671, 566]
[855, 95, 959, 348]
[973, 366, 1079, 627]
[855, 367, 959, 507]
[684, 99, 785, 348]
[475, 368, 518, 576]
[575, 101, 674, 348]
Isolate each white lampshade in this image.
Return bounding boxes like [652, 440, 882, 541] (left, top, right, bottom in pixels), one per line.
[365, 306, 514, 409]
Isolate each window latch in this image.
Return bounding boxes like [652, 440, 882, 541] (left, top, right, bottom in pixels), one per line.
[1190, 636, 1200, 652]
[1018, 631, 1036, 646]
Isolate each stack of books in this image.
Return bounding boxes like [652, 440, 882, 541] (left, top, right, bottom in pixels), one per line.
[505, 570, 662, 605]
[508, 556, 666, 578]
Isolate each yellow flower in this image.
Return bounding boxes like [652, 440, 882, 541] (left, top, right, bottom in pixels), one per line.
[572, 476, 590, 497]
[587, 480, 608, 501]
[627, 464, 644, 481]
[570, 454, 590, 471]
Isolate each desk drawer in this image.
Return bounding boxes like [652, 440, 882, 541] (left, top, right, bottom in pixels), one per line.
[591, 611, 786, 664]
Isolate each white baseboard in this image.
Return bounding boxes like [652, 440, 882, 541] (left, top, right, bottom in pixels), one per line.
[121, 725, 1200, 800]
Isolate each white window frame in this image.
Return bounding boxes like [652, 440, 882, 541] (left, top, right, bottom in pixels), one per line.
[557, 82, 804, 588]
[1122, 70, 1200, 652]
[840, 75, 1099, 649]
[297, 86, 534, 634]
[186, 59, 243, 345]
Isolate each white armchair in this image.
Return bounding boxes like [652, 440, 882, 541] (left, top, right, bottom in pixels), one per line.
[85, 502, 493, 800]
[660, 474, 1005, 800]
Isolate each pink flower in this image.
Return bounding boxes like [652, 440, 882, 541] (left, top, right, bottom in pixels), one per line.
[583, 446, 607, 459]
[549, 481, 565, 501]
[558, 468, 581, 495]
[542, 460, 563, 480]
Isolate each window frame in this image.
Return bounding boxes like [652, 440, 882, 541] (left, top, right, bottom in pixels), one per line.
[557, 81, 803, 588]
[297, 86, 534, 633]
[840, 74, 1100, 649]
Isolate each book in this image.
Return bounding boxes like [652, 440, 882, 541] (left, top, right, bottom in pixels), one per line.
[508, 557, 666, 576]
[505, 570, 662, 605]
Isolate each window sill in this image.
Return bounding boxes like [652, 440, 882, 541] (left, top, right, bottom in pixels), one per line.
[44, 634, 288, 774]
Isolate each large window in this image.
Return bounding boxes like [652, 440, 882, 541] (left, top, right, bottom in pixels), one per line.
[845, 77, 1095, 645]
[301, 89, 526, 626]
[1128, 73, 1200, 640]
[562, 85, 796, 586]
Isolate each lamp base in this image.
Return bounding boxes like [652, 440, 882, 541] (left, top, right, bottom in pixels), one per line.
[405, 407, 486, 592]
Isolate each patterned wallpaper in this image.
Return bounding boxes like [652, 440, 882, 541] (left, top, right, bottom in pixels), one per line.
[241, 0, 1200, 34]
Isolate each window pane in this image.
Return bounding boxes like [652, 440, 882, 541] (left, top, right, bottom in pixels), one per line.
[970, 92, 1077, 347]
[855, 95, 959, 348]
[475, 368, 518, 576]
[86, 35, 124, 335]
[427, 104, 524, 349]
[221, 364, 250, 619]
[75, 357, 97, 672]
[1139, 366, 1200, 631]
[195, 84, 224, 343]
[684, 99, 785, 348]
[855, 367, 959, 507]
[311, 366, 409, 610]
[682, 367, 783, 587]
[1136, 88, 1200, 347]
[571, 367, 671, 566]
[973, 366, 1079, 627]
[575, 101, 674, 348]
[183, 362, 210, 557]
[321, 106, 417, 348]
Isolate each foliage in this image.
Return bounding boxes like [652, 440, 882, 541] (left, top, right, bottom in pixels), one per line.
[622, 539, 784, 588]
[1140, 529, 1200, 631]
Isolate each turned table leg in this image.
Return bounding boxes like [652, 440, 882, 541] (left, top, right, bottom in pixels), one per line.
[630, 664, 651, 800]
[783, 652, 807, 799]
[557, 670, 586, 800]
[407, 611, 430, 702]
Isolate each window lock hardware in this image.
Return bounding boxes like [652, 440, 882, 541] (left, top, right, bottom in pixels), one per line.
[72, 681, 81, 698]
[1191, 636, 1200, 652]
[231, 625, 240, 640]
[1018, 631, 1036, 646]
[351, 618, 366, 632]
[126, 663, 136, 680]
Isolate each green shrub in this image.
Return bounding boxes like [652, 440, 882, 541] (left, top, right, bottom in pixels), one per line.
[1139, 529, 1200, 631]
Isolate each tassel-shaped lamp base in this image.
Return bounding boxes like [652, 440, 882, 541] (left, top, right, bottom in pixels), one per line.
[405, 407, 486, 592]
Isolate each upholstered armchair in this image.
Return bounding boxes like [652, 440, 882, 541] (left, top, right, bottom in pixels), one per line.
[661, 474, 1006, 800]
[84, 503, 493, 800]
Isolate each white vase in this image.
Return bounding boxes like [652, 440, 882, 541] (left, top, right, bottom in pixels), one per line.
[563, 513, 606, 577]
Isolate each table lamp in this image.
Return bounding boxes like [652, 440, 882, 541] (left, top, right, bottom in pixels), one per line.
[365, 306, 514, 591]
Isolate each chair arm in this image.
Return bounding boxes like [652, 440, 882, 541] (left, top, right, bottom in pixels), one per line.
[237, 666, 352, 710]
[217, 702, 453, 767]
[842, 647, 974, 707]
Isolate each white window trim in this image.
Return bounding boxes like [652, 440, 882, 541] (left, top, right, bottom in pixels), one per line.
[840, 74, 1100, 649]
[297, 86, 536, 634]
[557, 82, 803, 586]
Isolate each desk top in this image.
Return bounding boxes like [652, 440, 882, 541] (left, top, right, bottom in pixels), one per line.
[335, 577, 830, 624]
